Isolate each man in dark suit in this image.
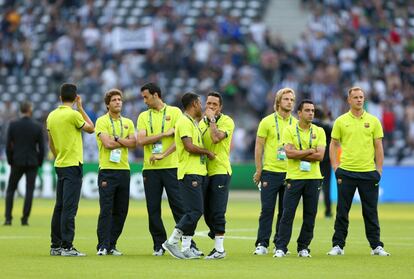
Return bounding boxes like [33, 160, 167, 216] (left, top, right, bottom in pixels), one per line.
[4, 101, 45, 226]
[313, 107, 333, 218]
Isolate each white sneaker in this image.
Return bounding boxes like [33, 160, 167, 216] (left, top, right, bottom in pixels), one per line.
[298, 249, 311, 258]
[253, 245, 268, 255]
[371, 246, 390, 256]
[162, 241, 186, 259]
[204, 249, 226, 260]
[109, 248, 123, 256]
[273, 249, 286, 258]
[50, 247, 62, 256]
[273, 247, 290, 255]
[190, 247, 204, 257]
[182, 248, 201, 259]
[327, 245, 344, 256]
[97, 248, 107, 256]
[152, 248, 165, 256]
[61, 247, 86, 257]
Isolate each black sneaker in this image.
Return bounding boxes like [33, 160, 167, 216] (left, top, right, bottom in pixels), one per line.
[204, 248, 226, 259]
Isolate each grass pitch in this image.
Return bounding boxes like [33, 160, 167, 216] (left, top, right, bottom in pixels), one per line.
[1, 192, 413, 279]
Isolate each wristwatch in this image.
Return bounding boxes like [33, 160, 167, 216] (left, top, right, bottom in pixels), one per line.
[114, 136, 119, 142]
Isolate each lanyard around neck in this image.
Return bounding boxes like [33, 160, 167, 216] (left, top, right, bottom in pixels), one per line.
[296, 124, 312, 150]
[274, 113, 292, 141]
[184, 113, 203, 144]
[109, 114, 123, 138]
[149, 107, 166, 134]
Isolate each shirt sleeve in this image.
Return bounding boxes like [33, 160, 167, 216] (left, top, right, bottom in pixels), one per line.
[137, 112, 147, 131]
[219, 117, 235, 138]
[331, 119, 341, 140]
[256, 118, 267, 138]
[318, 127, 327, 147]
[127, 119, 135, 136]
[73, 110, 86, 129]
[373, 117, 384, 139]
[177, 118, 193, 139]
[95, 117, 107, 136]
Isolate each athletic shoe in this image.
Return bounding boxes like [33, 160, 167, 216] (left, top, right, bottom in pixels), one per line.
[253, 245, 268, 255]
[182, 248, 201, 259]
[204, 249, 226, 260]
[61, 247, 86, 257]
[273, 247, 290, 255]
[97, 248, 107, 256]
[50, 247, 62, 256]
[371, 246, 390, 256]
[162, 241, 186, 259]
[298, 249, 311, 258]
[273, 249, 286, 258]
[190, 247, 204, 257]
[327, 245, 344, 256]
[152, 248, 165, 256]
[109, 248, 123, 256]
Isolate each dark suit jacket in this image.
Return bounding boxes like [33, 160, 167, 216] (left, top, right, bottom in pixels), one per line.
[313, 119, 332, 163]
[6, 116, 45, 167]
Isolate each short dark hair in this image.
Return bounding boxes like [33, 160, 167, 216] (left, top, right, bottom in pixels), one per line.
[181, 92, 200, 110]
[297, 99, 314, 112]
[60, 83, 77, 102]
[207, 91, 223, 105]
[141, 82, 161, 99]
[20, 101, 32, 114]
[104, 88, 123, 110]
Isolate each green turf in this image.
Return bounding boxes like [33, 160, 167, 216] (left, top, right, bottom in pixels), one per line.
[1, 194, 413, 279]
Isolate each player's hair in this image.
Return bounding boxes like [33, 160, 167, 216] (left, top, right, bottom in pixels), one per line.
[60, 83, 77, 102]
[348, 86, 364, 96]
[141, 82, 162, 99]
[104, 89, 123, 110]
[297, 99, 314, 112]
[20, 101, 32, 114]
[207, 91, 223, 105]
[275, 87, 295, 110]
[181, 92, 200, 110]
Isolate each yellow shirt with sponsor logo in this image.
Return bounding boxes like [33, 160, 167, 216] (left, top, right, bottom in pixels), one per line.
[199, 114, 234, 176]
[282, 123, 326, 179]
[96, 114, 135, 170]
[46, 105, 85, 167]
[137, 105, 182, 170]
[175, 114, 207, 179]
[257, 113, 297, 172]
[331, 111, 383, 172]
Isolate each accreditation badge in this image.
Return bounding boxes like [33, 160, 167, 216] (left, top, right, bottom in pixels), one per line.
[151, 141, 163, 154]
[200, 154, 206, 164]
[109, 149, 122, 163]
[277, 147, 287, 161]
[299, 161, 311, 172]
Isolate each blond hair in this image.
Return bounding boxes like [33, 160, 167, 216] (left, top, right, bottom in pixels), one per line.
[275, 87, 295, 110]
[348, 86, 364, 96]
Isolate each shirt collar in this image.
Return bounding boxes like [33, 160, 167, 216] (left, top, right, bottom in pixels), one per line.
[150, 104, 167, 113]
[347, 110, 366, 119]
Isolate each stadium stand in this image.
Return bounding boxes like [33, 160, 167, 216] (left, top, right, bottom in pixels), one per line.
[0, 0, 413, 164]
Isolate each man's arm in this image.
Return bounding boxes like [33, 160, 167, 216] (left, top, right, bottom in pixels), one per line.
[284, 143, 316, 159]
[47, 132, 57, 158]
[374, 138, 384, 175]
[118, 134, 136, 148]
[150, 143, 177, 163]
[5, 124, 13, 165]
[208, 121, 227, 144]
[181, 137, 215, 159]
[99, 133, 123, 150]
[302, 146, 326, 161]
[136, 128, 174, 146]
[253, 136, 265, 184]
[329, 138, 341, 171]
[76, 95, 95, 134]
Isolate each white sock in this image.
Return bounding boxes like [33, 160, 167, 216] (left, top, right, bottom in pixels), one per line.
[215, 236, 224, 252]
[168, 228, 183, 244]
[182, 235, 192, 251]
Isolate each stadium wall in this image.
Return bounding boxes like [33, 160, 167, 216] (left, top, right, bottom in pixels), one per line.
[0, 161, 412, 202]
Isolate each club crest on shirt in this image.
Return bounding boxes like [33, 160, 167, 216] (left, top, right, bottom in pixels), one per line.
[166, 115, 171, 121]
[124, 125, 129, 129]
[192, 180, 198, 187]
[364, 123, 370, 128]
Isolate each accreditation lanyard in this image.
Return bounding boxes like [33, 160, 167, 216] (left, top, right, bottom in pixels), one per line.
[185, 113, 203, 145]
[109, 115, 123, 138]
[149, 107, 167, 135]
[274, 113, 292, 141]
[296, 124, 312, 150]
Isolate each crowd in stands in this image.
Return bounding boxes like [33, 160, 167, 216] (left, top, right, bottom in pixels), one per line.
[1, 0, 414, 164]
